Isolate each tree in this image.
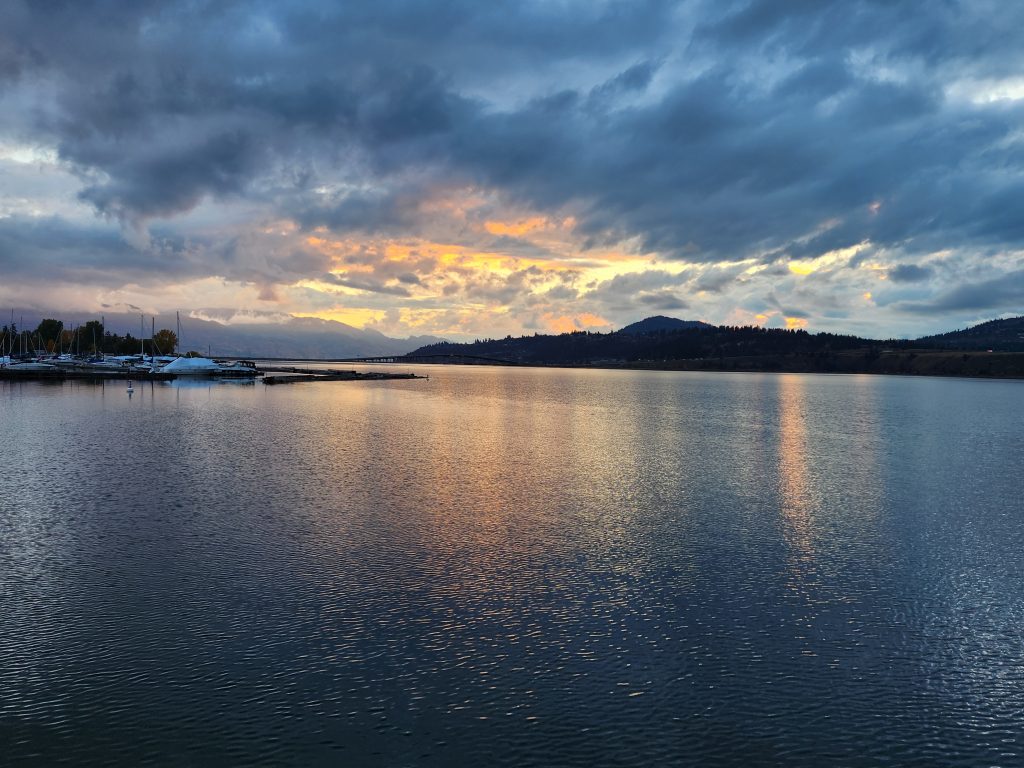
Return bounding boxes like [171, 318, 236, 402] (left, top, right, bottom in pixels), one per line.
[152, 329, 178, 355]
[82, 320, 104, 354]
[115, 333, 140, 355]
[60, 328, 77, 354]
[35, 318, 63, 349]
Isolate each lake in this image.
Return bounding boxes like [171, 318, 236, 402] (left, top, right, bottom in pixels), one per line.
[2, 367, 1022, 766]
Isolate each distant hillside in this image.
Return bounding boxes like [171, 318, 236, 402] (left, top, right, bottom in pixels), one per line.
[408, 320, 1024, 378]
[164, 315, 443, 358]
[410, 320, 912, 365]
[619, 316, 714, 334]
[4, 310, 441, 359]
[916, 316, 1024, 352]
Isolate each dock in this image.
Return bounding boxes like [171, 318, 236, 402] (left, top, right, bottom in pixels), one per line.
[0, 363, 426, 384]
[0, 368, 177, 381]
[260, 366, 425, 384]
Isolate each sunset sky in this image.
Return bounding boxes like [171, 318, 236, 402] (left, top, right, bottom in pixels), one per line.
[1, 0, 1022, 340]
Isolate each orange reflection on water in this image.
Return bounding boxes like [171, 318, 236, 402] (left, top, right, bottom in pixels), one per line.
[777, 375, 819, 593]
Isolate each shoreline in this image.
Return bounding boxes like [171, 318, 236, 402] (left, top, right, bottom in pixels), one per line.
[241, 350, 1024, 381]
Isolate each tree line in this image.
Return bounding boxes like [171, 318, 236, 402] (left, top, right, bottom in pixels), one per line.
[1, 319, 179, 357]
[413, 324, 920, 364]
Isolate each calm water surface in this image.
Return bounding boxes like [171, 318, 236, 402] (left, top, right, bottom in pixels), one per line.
[2, 367, 1023, 766]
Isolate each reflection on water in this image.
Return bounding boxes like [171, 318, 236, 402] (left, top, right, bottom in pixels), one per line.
[778, 374, 816, 567]
[1, 369, 1023, 766]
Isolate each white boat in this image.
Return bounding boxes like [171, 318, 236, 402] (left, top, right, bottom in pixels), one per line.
[160, 356, 224, 374]
[6, 361, 57, 371]
[160, 356, 259, 377]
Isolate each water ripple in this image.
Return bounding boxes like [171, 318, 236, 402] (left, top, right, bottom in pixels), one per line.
[1, 371, 1023, 765]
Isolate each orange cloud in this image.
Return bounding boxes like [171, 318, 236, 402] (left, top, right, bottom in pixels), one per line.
[544, 312, 611, 333]
[785, 316, 808, 329]
[293, 308, 386, 327]
[484, 216, 549, 236]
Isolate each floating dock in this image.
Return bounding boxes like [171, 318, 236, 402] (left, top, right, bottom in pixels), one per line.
[260, 366, 425, 384]
[0, 363, 425, 384]
[0, 368, 177, 381]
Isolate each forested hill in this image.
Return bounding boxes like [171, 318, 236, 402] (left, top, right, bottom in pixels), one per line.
[410, 323, 910, 365]
[619, 316, 714, 334]
[916, 317, 1024, 352]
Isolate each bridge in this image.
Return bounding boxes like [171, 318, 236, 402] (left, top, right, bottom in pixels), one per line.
[332, 353, 520, 366]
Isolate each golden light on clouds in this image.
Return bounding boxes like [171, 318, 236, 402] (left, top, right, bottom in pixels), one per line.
[788, 241, 872, 276]
[727, 309, 811, 331]
[788, 261, 817, 276]
[544, 312, 612, 333]
[484, 216, 549, 236]
[293, 308, 386, 327]
[224, 192, 892, 340]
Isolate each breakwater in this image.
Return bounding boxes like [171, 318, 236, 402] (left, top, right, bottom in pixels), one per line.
[0, 368, 177, 381]
[0, 364, 425, 384]
[260, 366, 425, 384]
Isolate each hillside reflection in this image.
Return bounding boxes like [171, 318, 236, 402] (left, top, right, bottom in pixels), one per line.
[4, 369, 1023, 766]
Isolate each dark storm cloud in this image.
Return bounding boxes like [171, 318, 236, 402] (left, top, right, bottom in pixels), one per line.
[3, 0, 1024, 320]
[583, 270, 691, 313]
[896, 269, 1024, 314]
[319, 273, 412, 297]
[76, 129, 263, 220]
[888, 264, 933, 283]
[637, 291, 688, 310]
[0, 213, 329, 291]
[0, 216, 143, 279]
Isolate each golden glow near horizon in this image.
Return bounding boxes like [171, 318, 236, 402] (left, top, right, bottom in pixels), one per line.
[483, 216, 549, 236]
[788, 241, 871, 276]
[292, 308, 388, 327]
[53, 192, 911, 339]
[546, 312, 612, 333]
[285, 195, 680, 335]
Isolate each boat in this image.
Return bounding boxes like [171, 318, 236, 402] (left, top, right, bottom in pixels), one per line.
[6, 361, 57, 371]
[159, 356, 260, 378]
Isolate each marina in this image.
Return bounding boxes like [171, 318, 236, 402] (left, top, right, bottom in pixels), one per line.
[1, 312, 425, 385]
[0, 356, 426, 383]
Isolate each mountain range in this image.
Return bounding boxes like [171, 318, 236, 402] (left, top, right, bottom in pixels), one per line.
[916, 316, 1024, 352]
[407, 315, 1024, 378]
[7, 310, 1024, 360]
[5, 311, 441, 359]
